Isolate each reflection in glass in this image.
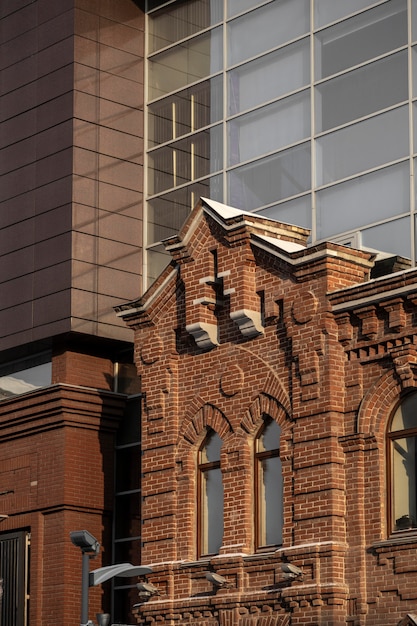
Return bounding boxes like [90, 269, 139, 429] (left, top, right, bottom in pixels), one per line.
[362, 217, 411, 259]
[228, 39, 309, 116]
[147, 177, 221, 244]
[315, 0, 407, 80]
[316, 162, 409, 240]
[258, 195, 312, 231]
[228, 143, 310, 210]
[147, 245, 171, 285]
[228, 0, 309, 66]
[316, 107, 408, 186]
[148, 77, 223, 147]
[114, 492, 141, 540]
[256, 418, 282, 547]
[199, 429, 223, 555]
[228, 91, 310, 165]
[148, 28, 223, 100]
[148, 0, 223, 53]
[227, 0, 265, 18]
[0, 359, 51, 400]
[115, 447, 140, 493]
[389, 395, 417, 532]
[392, 436, 417, 529]
[148, 126, 223, 196]
[314, 0, 380, 29]
[316, 51, 407, 132]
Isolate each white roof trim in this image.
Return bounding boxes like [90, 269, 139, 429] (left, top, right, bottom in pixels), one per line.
[116, 267, 179, 318]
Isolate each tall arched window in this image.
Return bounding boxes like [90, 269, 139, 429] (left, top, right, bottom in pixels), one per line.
[388, 394, 417, 533]
[198, 428, 224, 556]
[255, 417, 283, 548]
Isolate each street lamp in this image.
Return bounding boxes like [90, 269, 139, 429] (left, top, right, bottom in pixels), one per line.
[70, 530, 153, 626]
[70, 531, 100, 626]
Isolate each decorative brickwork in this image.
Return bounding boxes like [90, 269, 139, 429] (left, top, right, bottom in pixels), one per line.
[118, 198, 417, 625]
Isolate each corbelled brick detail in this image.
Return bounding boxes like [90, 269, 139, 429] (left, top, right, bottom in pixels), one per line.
[118, 199, 417, 625]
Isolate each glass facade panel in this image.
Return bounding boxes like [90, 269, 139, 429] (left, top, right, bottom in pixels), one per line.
[362, 217, 411, 258]
[314, 0, 381, 28]
[228, 39, 310, 115]
[148, 27, 223, 100]
[227, 0, 266, 18]
[148, 77, 223, 147]
[228, 91, 310, 165]
[145, 0, 417, 285]
[315, 0, 407, 80]
[147, 244, 172, 284]
[413, 0, 417, 42]
[228, 143, 311, 210]
[148, 0, 223, 53]
[316, 162, 409, 239]
[316, 51, 408, 132]
[148, 177, 222, 244]
[148, 125, 222, 195]
[228, 0, 310, 66]
[258, 195, 312, 230]
[316, 107, 408, 186]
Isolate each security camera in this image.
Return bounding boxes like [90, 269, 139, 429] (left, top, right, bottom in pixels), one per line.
[281, 563, 303, 580]
[205, 572, 231, 588]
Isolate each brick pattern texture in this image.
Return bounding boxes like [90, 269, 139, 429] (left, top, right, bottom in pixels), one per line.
[121, 199, 417, 626]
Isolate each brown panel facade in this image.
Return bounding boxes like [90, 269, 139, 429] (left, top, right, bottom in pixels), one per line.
[0, 0, 145, 352]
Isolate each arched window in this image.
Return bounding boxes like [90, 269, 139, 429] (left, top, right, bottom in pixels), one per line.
[388, 394, 417, 533]
[255, 417, 283, 548]
[198, 428, 224, 556]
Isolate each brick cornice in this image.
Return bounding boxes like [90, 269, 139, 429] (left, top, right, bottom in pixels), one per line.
[0, 384, 125, 440]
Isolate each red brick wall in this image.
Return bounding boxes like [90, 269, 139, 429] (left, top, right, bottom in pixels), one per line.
[0, 382, 125, 626]
[122, 201, 417, 626]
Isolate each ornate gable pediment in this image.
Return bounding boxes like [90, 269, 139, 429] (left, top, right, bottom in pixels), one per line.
[161, 198, 311, 349]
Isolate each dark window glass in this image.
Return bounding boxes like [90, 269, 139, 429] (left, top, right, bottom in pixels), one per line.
[388, 394, 417, 532]
[255, 418, 283, 548]
[198, 429, 224, 555]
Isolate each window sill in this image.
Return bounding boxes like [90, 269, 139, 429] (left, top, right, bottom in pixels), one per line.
[372, 531, 417, 551]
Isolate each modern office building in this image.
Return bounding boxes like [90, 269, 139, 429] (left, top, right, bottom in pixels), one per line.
[2, 0, 417, 625]
[144, 0, 417, 282]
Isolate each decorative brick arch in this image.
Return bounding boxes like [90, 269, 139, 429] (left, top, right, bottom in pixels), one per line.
[354, 367, 417, 540]
[240, 392, 291, 437]
[357, 369, 404, 440]
[178, 402, 233, 455]
[175, 403, 233, 560]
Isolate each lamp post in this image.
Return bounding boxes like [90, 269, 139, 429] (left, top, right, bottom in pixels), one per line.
[70, 530, 153, 626]
[70, 531, 100, 626]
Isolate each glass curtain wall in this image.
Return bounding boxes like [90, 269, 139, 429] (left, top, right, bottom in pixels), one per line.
[145, 0, 417, 286]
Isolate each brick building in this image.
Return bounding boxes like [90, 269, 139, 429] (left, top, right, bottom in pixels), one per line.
[117, 198, 417, 626]
[3, 1, 417, 626]
[0, 1, 144, 624]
